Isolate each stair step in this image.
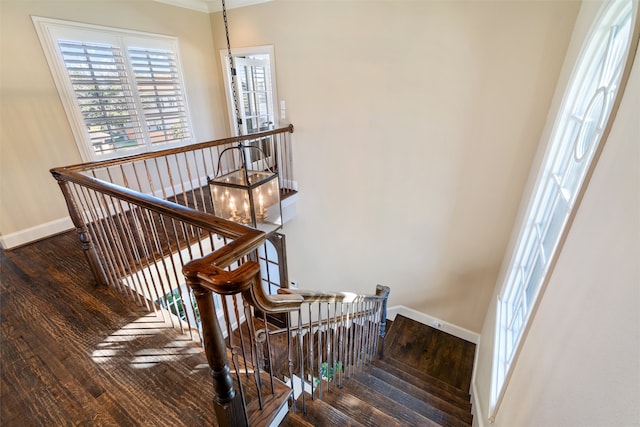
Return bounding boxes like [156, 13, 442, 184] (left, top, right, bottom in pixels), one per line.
[374, 355, 471, 401]
[241, 371, 292, 427]
[279, 410, 315, 427]
[349, 371, 470, 427]
[287, 396, 366, 427]
[317, 387, 405, 427]
[340, 375, 443, 427]
[229, 348, 292, 427]
[371, 357, 471, 409]
[365, 365, 472, 424]
[383, 315, 475, 393]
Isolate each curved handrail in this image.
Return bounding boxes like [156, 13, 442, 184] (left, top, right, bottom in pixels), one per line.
[183, 257, 304, 312]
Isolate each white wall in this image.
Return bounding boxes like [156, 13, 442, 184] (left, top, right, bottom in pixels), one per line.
[211, 0, 579, 331]
[0, 0, 227, 247]
[0, 0, 581, 334]
[474, 2, 640, 424]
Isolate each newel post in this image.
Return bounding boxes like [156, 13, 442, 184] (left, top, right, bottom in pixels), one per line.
[184, 271, 247, 427]
[53, 173, 108, 286]
[375, 285, 391, 359]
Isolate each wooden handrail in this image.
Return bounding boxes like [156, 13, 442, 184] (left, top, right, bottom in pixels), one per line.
[183, 258, 303, 312]
[278, 287, 388, 304]
[56, 124, 294, 172]
[51, 168, 268, 276]
[52, 125, 301, 427]
[268, 285, 391, 335]
[51, 123, 394, 426]
[183, 247, 303, 427]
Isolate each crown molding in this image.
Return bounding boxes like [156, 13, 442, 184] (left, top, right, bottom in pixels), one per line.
[207, 0, 272, 12]
[153, 0, 271, 13]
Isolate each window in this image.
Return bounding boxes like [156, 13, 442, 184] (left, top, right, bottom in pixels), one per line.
[490, 0, 636, 419]
[33, 17, 193, 161]
[220, 46, 279, 169]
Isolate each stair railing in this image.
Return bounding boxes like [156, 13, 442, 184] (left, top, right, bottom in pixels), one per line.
[184, 251, 391, 424]
[51, 125, 295, 339]
[275, 286, 391, 406]
[51, 124, 392, 425]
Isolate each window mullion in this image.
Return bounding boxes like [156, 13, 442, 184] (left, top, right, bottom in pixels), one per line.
[120, 38, 152, 150]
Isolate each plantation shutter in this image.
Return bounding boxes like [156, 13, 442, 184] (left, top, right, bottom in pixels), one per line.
[34, 18, 195, 161]
[128, 47, 191, 145]
[57, 40, 145, 155]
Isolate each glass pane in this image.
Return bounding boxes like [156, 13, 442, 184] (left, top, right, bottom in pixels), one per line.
[525, 254, 544, 308]
[128, 47, 191, 145]
[542, 195, 568, 260]
[232, 55, 275, 136]
[574, 87, 606, 161]
[246, 117, 258, 133]
[58, 40, 144, 155]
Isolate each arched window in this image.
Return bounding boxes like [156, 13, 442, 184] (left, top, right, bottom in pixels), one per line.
[491, 0, 638, 419]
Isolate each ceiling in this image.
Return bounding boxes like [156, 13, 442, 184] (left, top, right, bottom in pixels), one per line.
[154, 0, 271, 13]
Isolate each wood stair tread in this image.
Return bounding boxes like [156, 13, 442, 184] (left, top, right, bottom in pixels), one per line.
[383, 315, 475, 393]
[244, 375, 291, 427]
[371, 357, 471, 408]
[279, 314, 474, 427]
[315, 387, 405, 427]
[231, 350, 292, 427]
[339, 374, 443, 427]
[363, 364, 472, 424]
[279, 411, 315, 427]
[288, 395, 366, 427]
[348, 370, 470, 427]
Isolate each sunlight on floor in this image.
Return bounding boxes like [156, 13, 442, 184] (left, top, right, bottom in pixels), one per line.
[91, 310, 206, 369]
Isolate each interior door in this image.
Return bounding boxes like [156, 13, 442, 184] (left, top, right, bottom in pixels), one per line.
[225, 52, 278, 171]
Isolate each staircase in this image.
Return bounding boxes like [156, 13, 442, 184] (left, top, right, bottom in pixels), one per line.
[50, 126, 473, 427]
[281, 315, 475, 427]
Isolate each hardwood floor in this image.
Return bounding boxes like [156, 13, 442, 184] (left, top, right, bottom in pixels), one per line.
[384, 315, 476, 392]
[1, 231, 476, 426]
[1, 231, 218, 426]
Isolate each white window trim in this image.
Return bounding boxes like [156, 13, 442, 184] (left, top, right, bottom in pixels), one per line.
[32, 16, 194, 162]
[489, 0, 639, 421]
[219, 45, 279, 136]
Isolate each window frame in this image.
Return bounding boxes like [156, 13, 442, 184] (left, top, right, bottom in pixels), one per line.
[490, 0, 639, 421]
[33, 16, 194, 162]
[220, 45, 280, 171]
[219, 45, 279, 137]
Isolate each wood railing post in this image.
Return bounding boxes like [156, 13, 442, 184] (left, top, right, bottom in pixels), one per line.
[375, 285, 390, 359]
[185, 275, 248, 427]
[52, 174, 108, 286]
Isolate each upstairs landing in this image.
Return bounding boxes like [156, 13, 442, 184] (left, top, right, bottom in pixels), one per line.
[1, 231, 218, 426]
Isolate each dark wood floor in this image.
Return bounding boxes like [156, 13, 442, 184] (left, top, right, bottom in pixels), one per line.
[1, 231, 218, 426]
[384, 315, 475, 392]
[1, 231, 476, 426]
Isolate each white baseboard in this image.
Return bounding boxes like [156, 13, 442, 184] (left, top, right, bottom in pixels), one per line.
[471, 374, 486, 427]
[0, 216, 74, 249]
[470, 334, 486, 427]
[387, 305, 485, 425]
[386, 305, 480, 344]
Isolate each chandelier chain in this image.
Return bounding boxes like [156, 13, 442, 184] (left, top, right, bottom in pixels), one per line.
[222, 0, 243, 137]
